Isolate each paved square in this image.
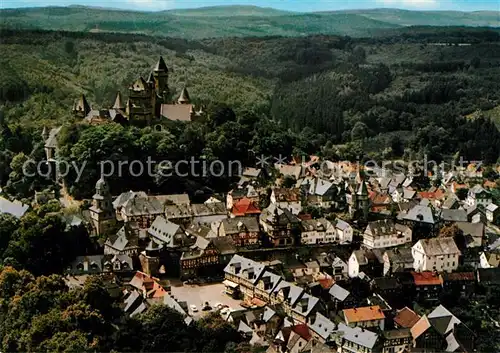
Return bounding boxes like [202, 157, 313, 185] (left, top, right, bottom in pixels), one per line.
[171, 282, 244, 318]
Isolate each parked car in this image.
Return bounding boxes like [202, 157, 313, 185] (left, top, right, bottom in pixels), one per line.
[190, 305, 198, 312]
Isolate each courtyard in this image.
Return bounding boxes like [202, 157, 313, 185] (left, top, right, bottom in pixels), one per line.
[170, 282, 244, 318]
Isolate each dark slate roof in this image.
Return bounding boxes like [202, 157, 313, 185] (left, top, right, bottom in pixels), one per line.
[441, 209, 467, 222]
[222, 217, 260, 234]
[154, 56, 168, 72]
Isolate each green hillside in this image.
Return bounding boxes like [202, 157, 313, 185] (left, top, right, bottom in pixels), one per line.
[1, 6, 498, 39]
[166, 5, 294, 17]
[336, 8, 500, 27]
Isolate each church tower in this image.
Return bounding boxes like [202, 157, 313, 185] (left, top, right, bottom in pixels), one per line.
[89, 177, 115, 236]
[357, 179, 370, 221]
[153, 56, 169, 103]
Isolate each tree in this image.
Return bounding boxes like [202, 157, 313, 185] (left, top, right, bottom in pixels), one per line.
[351, 122, 368, 141]
[456, 188, 469, 201]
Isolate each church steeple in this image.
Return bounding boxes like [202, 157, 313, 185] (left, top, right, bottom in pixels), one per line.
[89, 176, 115, 236]
[177, 87, 190, 104]
[113, 91, 125, 110]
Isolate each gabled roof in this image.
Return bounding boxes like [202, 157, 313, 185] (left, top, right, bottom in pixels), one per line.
[160, 103, 194, 122]
[0, 197, 29, 219]
[401, 204, 437, 224]
[308, 312, 336, 340]
[411, 315, 432, 339]
[329, 284, 350, 301]
[224, 254, 265, 285]
[343, 306, 385, 323]
[394, 307, 421, 329]
[411, 271, 443, 286]
[427, 305, 461, 336]
[337, 322, 378, 349]
[292, 292, 319, 317]
[273, 280, 303, 306]
[130, 77, 149, 91]
[441, 209, 467, 222]
[148, 216, 181, 247]
[154, 56, 168, 72]
[232, 198, 261, 216]
[413, 238, 461, 257]
[487, 203, 499, 212]
[335, 218, 351, 231]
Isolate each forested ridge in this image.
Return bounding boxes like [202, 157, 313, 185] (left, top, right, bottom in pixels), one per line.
[0, 24, 500, 353]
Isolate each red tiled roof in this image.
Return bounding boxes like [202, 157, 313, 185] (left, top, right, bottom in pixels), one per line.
[292, 324, 312, 341]
[343, 306, 385, 323]
[232, 197, 261, 216]
[418, 189, 445, 200]
[411, 271, 443, 286]
[411, 316, 431, 339]
[298, 214, 312, 221]
[442, 272, 475, 282]
[318, 278, 334, 290]
[394, 307, 421, 329]
[484, 180, 497, 189]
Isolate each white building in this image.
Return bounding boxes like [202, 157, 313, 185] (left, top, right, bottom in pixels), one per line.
[479, 251, 500, 269]
[412, 238, 461, 273]
[301, 218, 336, 245]
[486, 203, 499, 223]
[335, 219, 353, 244]
[362, 220, 412, 249]
[466, 185, 492, 207]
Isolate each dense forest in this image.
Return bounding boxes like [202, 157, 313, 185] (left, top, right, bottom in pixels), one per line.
[1, 28, 499, 200]
[0, 266, 251, 352]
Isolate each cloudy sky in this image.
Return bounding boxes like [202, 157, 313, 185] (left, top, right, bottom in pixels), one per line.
[2, 0, 500, 12]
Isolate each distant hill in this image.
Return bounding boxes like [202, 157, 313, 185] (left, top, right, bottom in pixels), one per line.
[166, 5, 294, 17]
[0, 6, 498, 39]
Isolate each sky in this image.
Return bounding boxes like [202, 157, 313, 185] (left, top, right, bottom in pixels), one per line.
[2, 0, 500, 12]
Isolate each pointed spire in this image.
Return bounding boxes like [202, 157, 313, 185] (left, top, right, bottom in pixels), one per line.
[154, 56, 168, 72]
[357, 180, 368, 196]
[147, 71, 155, 83]
[41, 126, 49, 140]
[113, 91, 125, 110]
[177, 86, 190, 104]
[74, 94, 91, 115]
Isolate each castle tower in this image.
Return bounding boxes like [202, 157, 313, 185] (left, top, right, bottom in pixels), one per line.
[177, 87, 190, 104]
[113, 92, 125, 110]
[153, 56, 169, 102]
[89, 177, 115, 236]
[73, 94, 91, 118]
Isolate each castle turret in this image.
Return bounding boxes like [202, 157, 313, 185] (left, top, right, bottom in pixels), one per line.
[73, 94, 91, 118]
[153, 56, 169, 102]
[113, 91, 125, 110]
[177, 87, 191, 104]
[41, 126, 49, 142]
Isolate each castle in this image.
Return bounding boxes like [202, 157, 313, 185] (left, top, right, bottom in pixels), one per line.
[73, 56, 203, 127]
